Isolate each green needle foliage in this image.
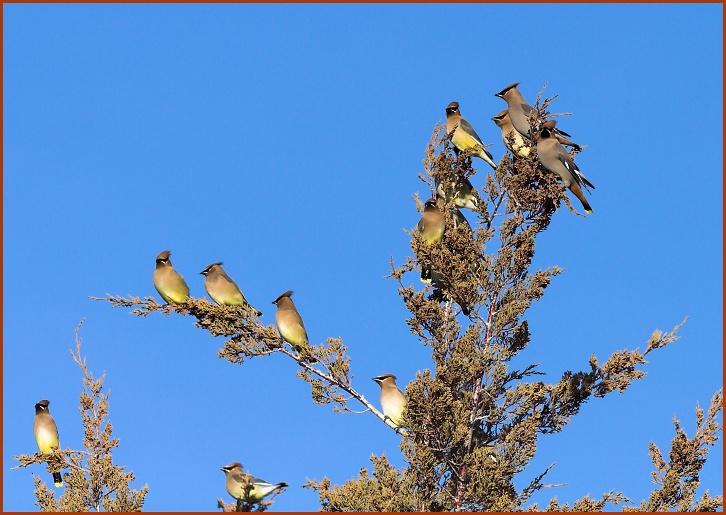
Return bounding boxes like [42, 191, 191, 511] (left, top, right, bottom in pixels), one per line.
[92, 90, 722, 511]
[13, 322, 148, 512]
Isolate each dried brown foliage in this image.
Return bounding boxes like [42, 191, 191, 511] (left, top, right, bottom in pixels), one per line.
[13, 321, 148, 511]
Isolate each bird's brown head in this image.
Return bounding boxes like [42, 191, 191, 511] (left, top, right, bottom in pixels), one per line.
[495, 82, 521, 99]
[220, 462, 243, 473]
[272, 290, 294, 305]
[35, 399, 50, 414]
[373, 373, 397, 386]
[424, 198, 439, 210]
[156, 250, 171, 267]
[200, 262, 223, 276]
[491, 109, 509, 126]
[445, 101, 460, 117]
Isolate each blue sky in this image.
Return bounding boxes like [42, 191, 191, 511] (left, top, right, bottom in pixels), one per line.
[3, 3, 723, 511]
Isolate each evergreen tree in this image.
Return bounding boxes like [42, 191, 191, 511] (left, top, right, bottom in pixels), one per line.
[13, 322, 148, 512]
[87, 90, 723, 511]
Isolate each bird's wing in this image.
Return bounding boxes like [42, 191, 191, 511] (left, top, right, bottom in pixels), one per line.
[458, 118, 484, 147]
[230, 471, 250, 486]
[555, 143, 593, 190]
[520, 102, 534, 116]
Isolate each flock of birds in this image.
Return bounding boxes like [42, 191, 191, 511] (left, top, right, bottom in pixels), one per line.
[29, 81, 592, 507]
[29, 249, 404, 505]
[446, 81, 595, 213]
[418, 81, 595, 284]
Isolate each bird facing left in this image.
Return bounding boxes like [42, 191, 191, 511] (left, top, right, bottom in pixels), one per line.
[220, 462, 288, 504]
[200, 262, 262, 316]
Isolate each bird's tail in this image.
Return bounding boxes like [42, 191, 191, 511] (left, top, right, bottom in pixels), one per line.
[53, 472, 63, 487]
[420, 264, 433, 283]
[570, 183, 594, 214]
[478, 148, 498, 169]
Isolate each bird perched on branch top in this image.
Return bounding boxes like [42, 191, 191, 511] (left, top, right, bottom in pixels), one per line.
[417, 198, 445, 283]
[220, 462, 288, 504]
[33, 399, 63, 487]
[153, 250, 190, 304]
[445, 101, 498, 169]
[200, 262, 262, 316]
[536, 120, 595, 214]
[272, 290, 317, 363]
[492, 109, 530, 158]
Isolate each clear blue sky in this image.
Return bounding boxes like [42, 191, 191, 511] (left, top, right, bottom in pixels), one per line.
[3, 4, 723, 511]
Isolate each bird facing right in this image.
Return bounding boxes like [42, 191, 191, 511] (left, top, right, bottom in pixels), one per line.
[372, 374, 407, 426]
[536, 121, 595, 214]
[220, 462, 288, 504]
[153, 250, 190, 304]
[33, 399, 63, 487]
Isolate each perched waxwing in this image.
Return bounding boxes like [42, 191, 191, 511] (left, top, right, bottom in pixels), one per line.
[536, 122, 595, 214]
[200, 262, 262, 316]
[220, 462, 288, 504]
[153, 250, 190, 304]
[445, 102, 498, 169]
[372, 374, 406, 426]
[33, 400, 63, 487]
[492, 109, 530, 158]
[417, 198, 446, 283]
[272, 290, 316, 362]
[435, 176, 478, 211]
[495, 82, 537, 138]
